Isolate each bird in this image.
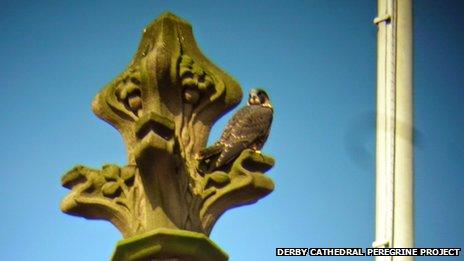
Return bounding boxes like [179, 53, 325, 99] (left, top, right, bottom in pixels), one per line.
[197, 88, 273, 172]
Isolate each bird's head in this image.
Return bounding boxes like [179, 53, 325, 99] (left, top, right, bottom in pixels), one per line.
[247, 88, 272, 108]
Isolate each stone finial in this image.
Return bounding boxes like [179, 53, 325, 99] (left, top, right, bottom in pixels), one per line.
[60, 13, 274, 245]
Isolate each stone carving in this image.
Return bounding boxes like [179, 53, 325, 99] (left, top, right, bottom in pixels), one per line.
[60, 13, 274, 259]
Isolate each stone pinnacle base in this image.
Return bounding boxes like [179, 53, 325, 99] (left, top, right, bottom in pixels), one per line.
[111, 228, 228, 261]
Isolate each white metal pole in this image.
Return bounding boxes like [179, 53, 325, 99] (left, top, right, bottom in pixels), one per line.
[393, 0, 414, 254]
[374, 0, 414, 260]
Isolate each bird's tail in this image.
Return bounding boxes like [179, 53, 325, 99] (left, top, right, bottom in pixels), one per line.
[198, 143, 222, 159]
[196, 142, 222, 173]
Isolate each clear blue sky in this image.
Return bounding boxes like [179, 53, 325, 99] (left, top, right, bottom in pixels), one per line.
[0, 1, 462, 260]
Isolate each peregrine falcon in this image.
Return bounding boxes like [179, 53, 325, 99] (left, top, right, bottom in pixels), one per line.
[197, 88, 273, 172]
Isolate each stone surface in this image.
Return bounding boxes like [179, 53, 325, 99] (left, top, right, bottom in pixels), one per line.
[111, 228, 228, 261]
[60, 12, 275, 259]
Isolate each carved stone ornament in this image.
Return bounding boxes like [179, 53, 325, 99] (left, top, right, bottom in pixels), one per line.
[60, 13, 274, 260]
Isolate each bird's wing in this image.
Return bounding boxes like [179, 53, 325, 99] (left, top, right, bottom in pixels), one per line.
[215, 106, 273, 168]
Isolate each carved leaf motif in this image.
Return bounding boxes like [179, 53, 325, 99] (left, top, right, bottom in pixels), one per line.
[102, 165, 120, 180]
[207, 172, 230, 186]
[102, 181, 121, 197]
[121, 165, 136, 186]
[199, 149, 275, 233]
